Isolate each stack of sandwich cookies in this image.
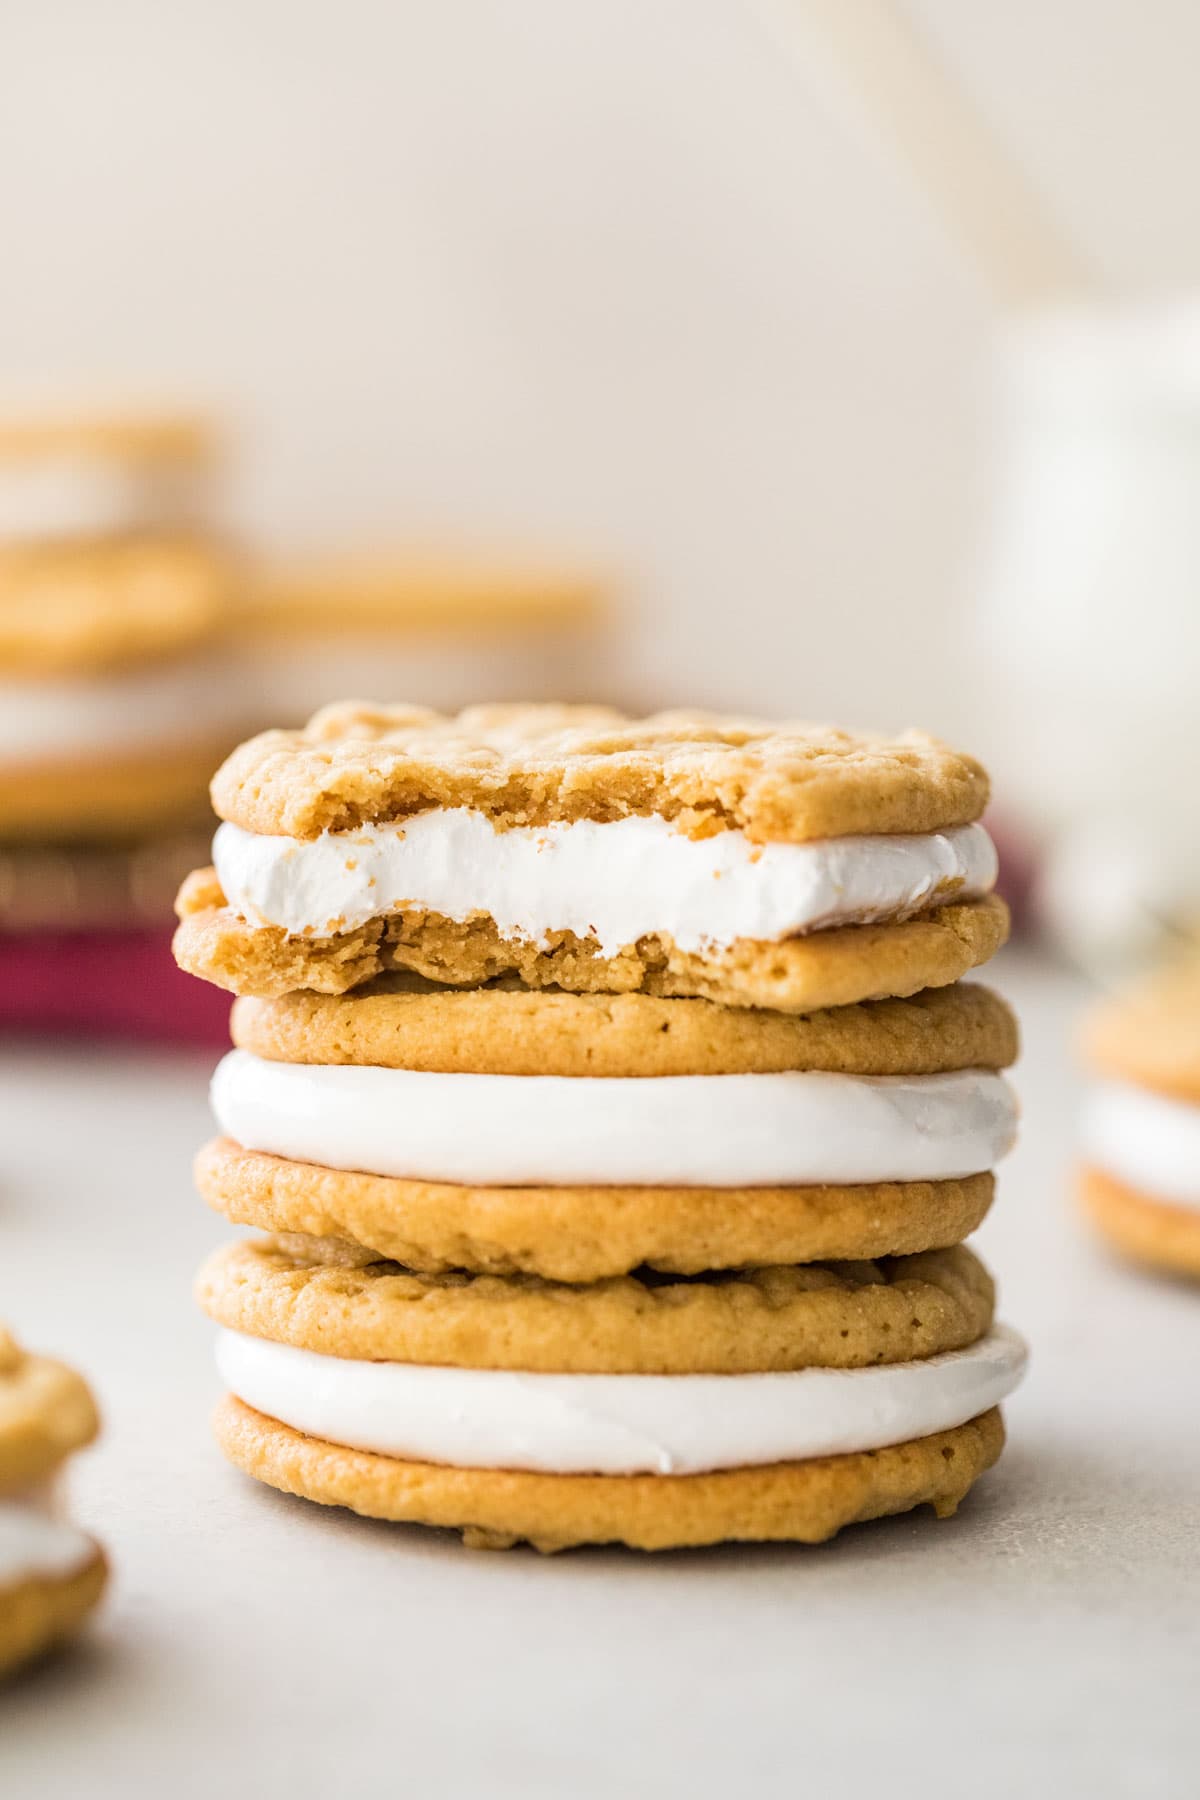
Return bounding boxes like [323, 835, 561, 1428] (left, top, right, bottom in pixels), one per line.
[0, 1329, 107, 1676]
[0, 412, 236, 842]
[1081, 961, 1200, 1279]
[178, 703, 1027, 1550]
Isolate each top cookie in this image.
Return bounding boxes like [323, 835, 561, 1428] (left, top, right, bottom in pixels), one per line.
[210, 703, 989, 842]
[1082, 958, 1200, 1102]
[0, 1329, 100, 1492]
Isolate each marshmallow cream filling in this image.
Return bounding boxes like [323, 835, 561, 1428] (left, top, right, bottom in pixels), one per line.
[212, 1051, 1018, 1187]
[211, 815, 998, 953]
[216, 1325, 1027, 1475]
[0, 653, 247, 762]
[1082, 1080, 1200, 1207]
[0, 1500, 93, 1587]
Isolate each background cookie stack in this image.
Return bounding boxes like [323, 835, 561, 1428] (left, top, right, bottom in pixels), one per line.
[0, 413, 239, 1039]
[177, 704, 1027, 1551]
[234, 549, 603, 725]
[0, 1328, 107, 1678]
[1080, 956, 1200, 1280]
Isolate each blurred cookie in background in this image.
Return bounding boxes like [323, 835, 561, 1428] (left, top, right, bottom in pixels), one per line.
[0, 1328, 108, 1681]
[0, 411, 243, 844]
[0, 411, 242, 1042]
[235, 547, 607, 724]
[1080, 953, 1200, 1279]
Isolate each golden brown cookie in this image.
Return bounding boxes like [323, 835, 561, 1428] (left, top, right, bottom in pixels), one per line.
[197, 1238, 994, 1375]
[1080, 1166, 1200, 1280]
[230, 977, 1017, 1078]
[0, 1543, 109, 1679]
[0, 535, 231, 675]
[211, 702, 989, 841]
[0, 1330, 100, 1493]
[198, 1139, 995, 1281]
[175, 870, 1008, 1011]
[1081, 960, 1200, 1104]
[213, 1395, 1005, 1551]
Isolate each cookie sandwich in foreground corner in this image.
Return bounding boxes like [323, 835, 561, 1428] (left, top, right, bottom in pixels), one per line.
[0, 1329, 107, 1676]
[1080, 958, 1200, 1279]
[177, 703, 1027, 1551]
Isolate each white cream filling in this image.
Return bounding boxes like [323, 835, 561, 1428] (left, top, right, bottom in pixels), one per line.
[0, 458, 202, 542]
[211, 814, 997, 953]
[0, 651, 248, 763]
[0, 1500, 93, 1587]
[216, 1325, 1027, 1475]
[1082, 1080, 1200, 1207]
[211, 1050, 1017, 1187]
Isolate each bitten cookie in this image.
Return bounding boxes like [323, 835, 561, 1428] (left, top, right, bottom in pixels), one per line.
[174, 702, 1007, 1009]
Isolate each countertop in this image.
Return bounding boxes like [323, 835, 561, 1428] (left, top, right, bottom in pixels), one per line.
[4, 950, 1199, 1797]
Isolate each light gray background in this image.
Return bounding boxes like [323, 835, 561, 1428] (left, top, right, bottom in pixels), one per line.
[4, 2, 1200, 763]
[4, 951, 1199, 1796]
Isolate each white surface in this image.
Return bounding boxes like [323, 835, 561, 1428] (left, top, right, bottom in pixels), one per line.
[211, 1052, 1018, 1187]
[1082, 1079, 1200, 1208]
[212, 816, 997, 950]
[215, 1326, 1027, 1476]
[4, 951, 1200, 1794]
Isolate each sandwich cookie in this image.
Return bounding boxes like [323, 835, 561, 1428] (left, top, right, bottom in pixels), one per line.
[201, 1240, 1025, 1550]
[0, 1329, 107, 1678]
[174, 703, 1008, 1010]
[197, 978, 1019, 1280]
[1080, 961, 1200, 1278]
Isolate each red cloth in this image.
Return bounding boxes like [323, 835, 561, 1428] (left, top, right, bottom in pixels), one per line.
[0, 928, 231, 1045]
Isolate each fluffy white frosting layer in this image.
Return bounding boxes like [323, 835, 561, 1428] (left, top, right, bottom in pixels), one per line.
[0, 1501, 93, 1587]
[0, 459, 198, 542]
[1082, 1080, 1200, 1207]
[211, 1050, 1018, 1186]
[211, 814, 997, 952]
[0, 652, 246, 762]
[216, 1325, 1027, 1475]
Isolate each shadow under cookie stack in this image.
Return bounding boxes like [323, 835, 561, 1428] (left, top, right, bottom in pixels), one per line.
[176, 703, 1027, 1552]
